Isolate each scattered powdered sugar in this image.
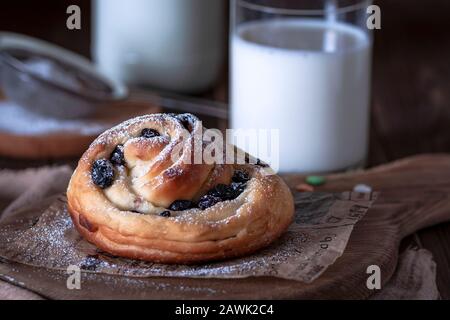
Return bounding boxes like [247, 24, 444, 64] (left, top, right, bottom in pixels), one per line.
[0, 192, 377, 283]
[0, 101, 109, 136]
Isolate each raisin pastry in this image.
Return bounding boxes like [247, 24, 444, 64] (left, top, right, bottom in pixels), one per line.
[67, 113, 294, 264]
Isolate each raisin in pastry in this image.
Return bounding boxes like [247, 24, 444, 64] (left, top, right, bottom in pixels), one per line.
[67, 113, 294, 264]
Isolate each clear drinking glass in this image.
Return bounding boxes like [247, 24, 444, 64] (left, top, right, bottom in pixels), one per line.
[230, 0, 373, 173]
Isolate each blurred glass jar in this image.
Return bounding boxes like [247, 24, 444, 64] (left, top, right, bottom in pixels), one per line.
[93, 0, 226, 93]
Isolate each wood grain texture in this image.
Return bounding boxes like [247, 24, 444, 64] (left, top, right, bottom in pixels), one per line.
[417, 225, 450, 299]
[369, 1, 450, 298]
[0, 280, 44, 300]
[0, 154, 449, 299]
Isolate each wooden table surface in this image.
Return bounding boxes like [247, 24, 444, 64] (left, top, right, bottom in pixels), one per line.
[0, 0, 449, 299]
[369, 1, 450, 299]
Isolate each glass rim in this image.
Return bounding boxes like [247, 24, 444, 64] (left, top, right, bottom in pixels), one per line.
[237, 0, 372, 16]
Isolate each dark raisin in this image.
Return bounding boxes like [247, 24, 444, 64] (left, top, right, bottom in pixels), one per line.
[159, 211, 171, 217]
[176, 114, 195, 131]
[231, 182, 246, 199]
[110, 144, 125, 166]
[198, 195, 222, 210]
[245, 154, 269, 167]
[232, 170, 250, 184]
[231, 181, 246, 192]
[207, 184, 235, 201]
[256, 158, 269, 167]
[91, 159, 115, 189]
[168, 200, 195, 211]
[80, 255, 100, 271]
[141, 128, 160, 138]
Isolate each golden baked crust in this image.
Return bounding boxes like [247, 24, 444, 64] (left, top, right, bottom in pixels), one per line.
[67, 113, 294, 264]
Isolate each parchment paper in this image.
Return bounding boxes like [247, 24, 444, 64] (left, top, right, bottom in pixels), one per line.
[0, 184, 376, 283]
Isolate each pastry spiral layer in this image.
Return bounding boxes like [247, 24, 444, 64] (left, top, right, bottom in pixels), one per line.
[67, 113, 294, 264]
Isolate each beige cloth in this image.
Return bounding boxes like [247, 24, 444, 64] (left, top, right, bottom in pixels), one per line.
[0, 167, 440, 300]
[0, 166, 73, 300]
[0, 166, 73, 222]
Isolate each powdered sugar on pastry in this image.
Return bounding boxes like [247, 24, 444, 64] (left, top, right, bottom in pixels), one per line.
[67, 113, 294, 264]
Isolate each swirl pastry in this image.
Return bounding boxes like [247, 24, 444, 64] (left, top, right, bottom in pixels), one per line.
[67, 113, 294, 264]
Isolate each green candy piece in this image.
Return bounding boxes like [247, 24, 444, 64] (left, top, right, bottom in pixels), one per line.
[305, 175, 326, 186]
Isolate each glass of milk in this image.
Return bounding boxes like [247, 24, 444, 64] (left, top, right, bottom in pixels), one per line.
[231, 0, 373, 173]
[93, 0, 226, 93]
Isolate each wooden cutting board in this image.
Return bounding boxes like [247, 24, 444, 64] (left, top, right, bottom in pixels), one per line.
[0, 154, 449, 299]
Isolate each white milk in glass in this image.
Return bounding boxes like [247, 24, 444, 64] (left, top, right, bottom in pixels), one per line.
[231, 19, 372, 173]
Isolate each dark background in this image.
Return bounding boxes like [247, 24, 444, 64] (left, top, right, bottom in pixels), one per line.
[0, 0, 92, 58]
[0, 0, 449, 298]
[1, 0, 449, 166]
